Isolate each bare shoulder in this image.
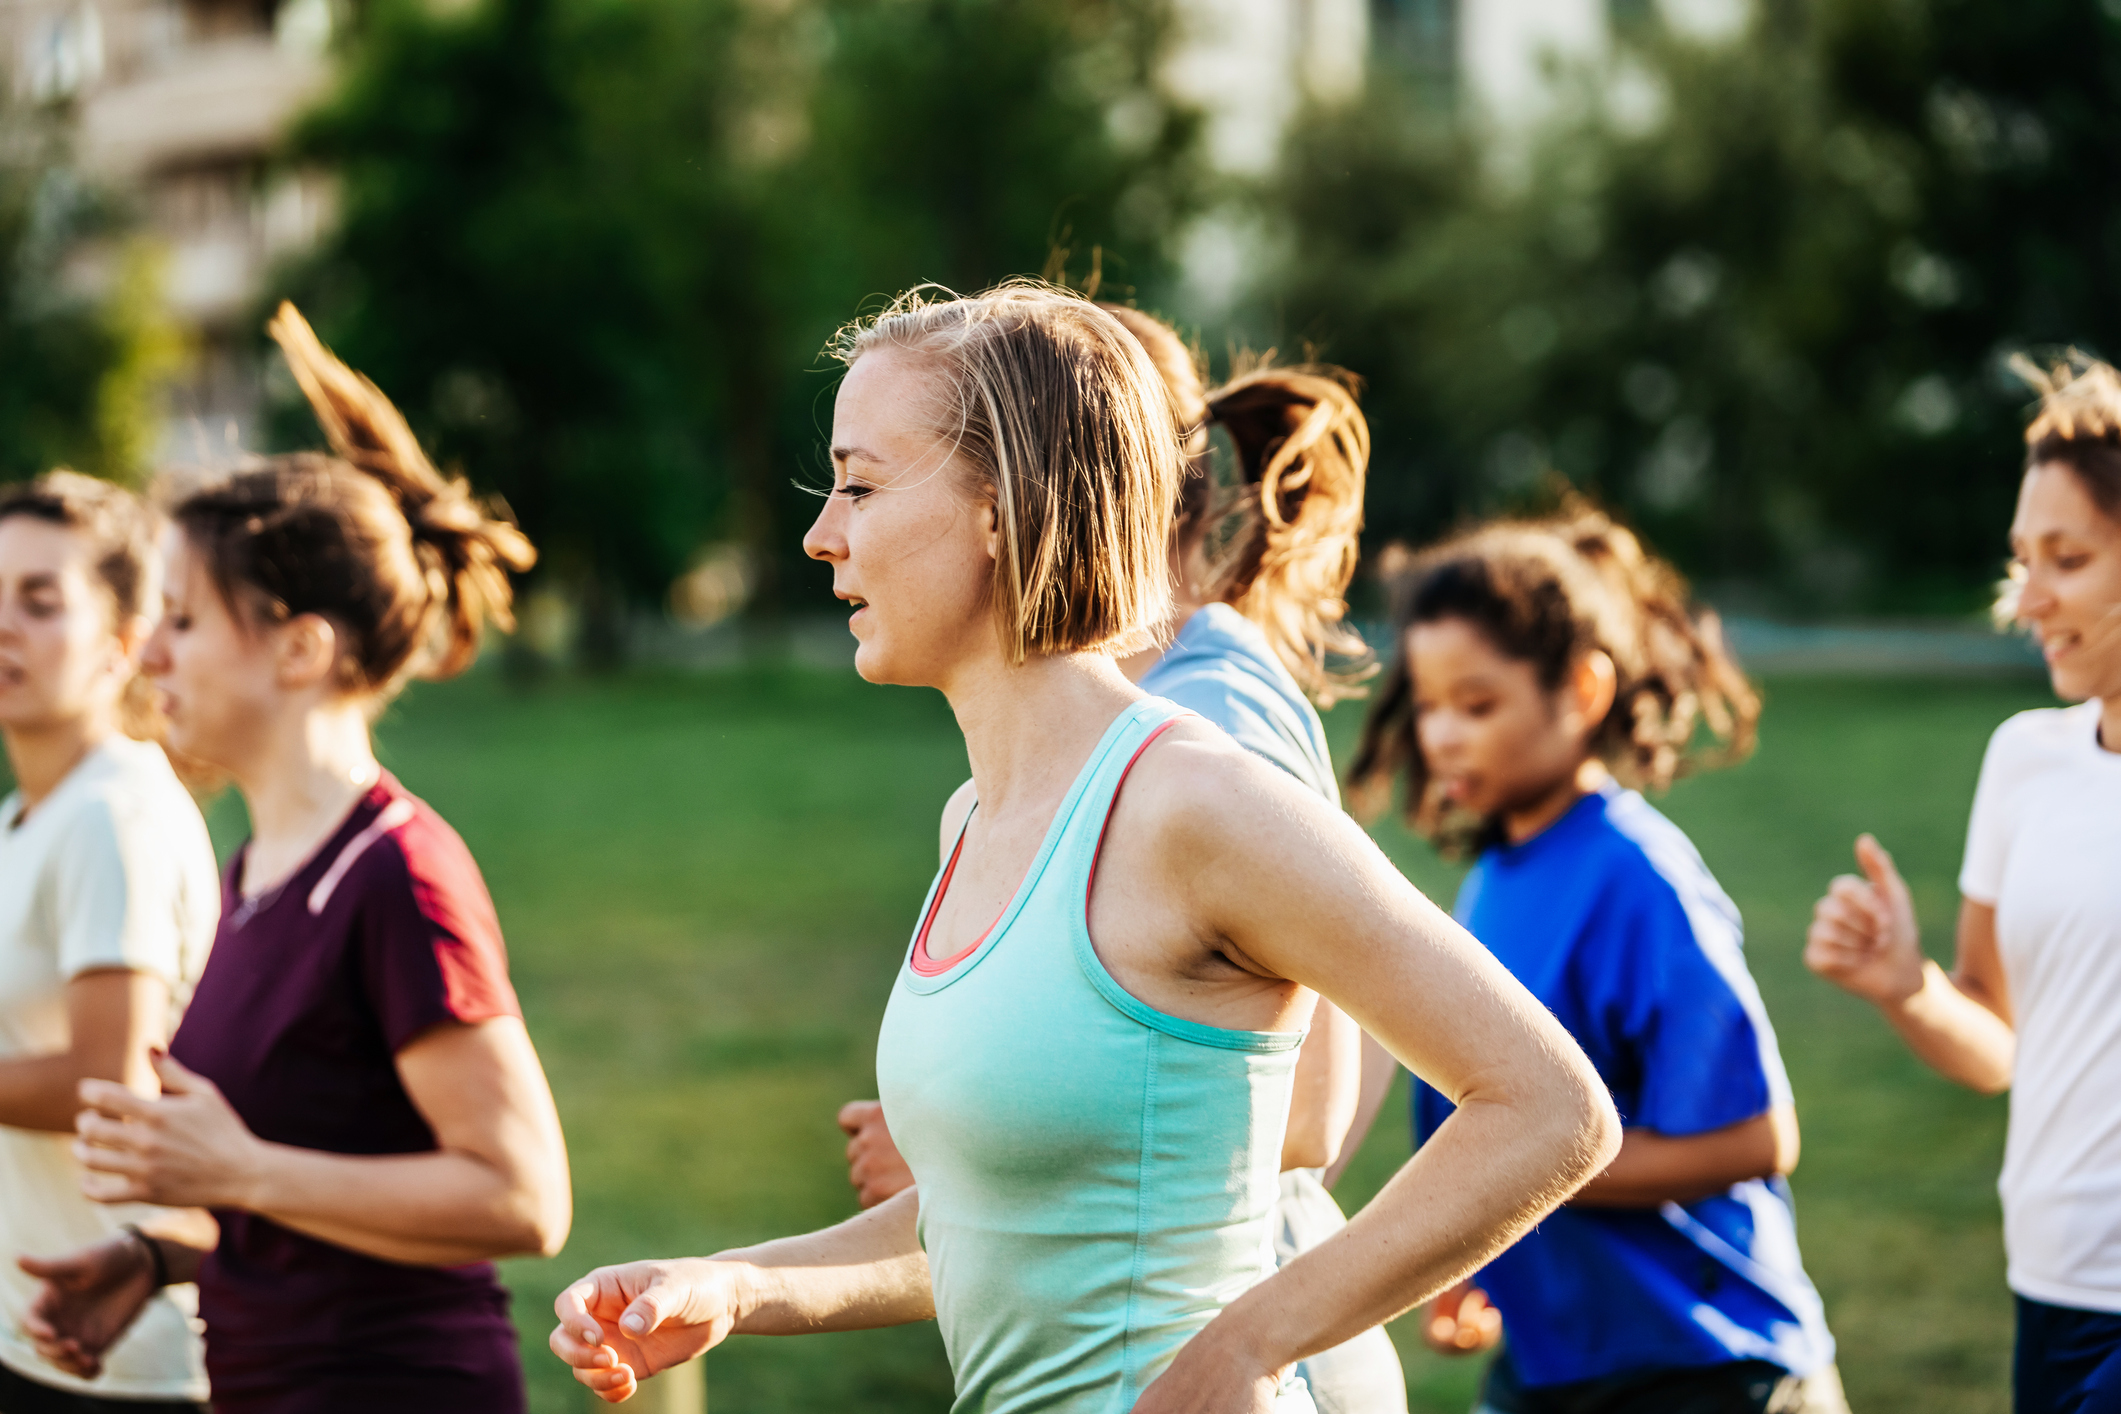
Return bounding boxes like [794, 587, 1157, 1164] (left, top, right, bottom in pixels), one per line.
[1121, 718, 1340, 851]
[938, 778, 977, 866]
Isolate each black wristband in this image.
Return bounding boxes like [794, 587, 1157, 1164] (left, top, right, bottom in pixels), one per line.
[121, 1224, 169, 1289]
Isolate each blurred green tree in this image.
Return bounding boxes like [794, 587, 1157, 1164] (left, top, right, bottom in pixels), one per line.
[0, 114, 184, 487]
[1271, 0, 2121, 613]
[276, 0, 1199, 645]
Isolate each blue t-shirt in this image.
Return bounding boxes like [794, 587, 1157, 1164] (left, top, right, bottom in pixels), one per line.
[1139, 603, 1337, 805]
[1414, 783, 1834, 1389]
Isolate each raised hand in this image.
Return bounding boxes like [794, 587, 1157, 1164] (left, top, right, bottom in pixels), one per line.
[1422, 1280, 1502, 1355]
[75, 1049, 266, 1209]
[550, 1259, 745, 1403]
[1805, 834, 1925, 1009]
[837, 1101, 915, 1209]
[18, 1235, 156, 1380]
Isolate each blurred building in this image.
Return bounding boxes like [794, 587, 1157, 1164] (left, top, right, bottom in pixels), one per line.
[2, 0, 333, 448]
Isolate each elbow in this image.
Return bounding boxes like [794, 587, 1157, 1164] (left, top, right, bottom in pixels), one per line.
[1566, 1075, 1623, 1191]
[498, 1176, 572, 1259]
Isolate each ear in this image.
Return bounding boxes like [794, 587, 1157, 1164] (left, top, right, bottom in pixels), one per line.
[273, 613, 342, 692]
[979, 499, 1002, 564]
[1570, 649, 1618, 733]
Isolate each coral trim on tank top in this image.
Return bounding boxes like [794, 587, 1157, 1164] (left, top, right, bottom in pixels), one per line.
[912, 714, 1188, 979]
[910, 817, 1007, 976]
[1084, 719, 1186, 916]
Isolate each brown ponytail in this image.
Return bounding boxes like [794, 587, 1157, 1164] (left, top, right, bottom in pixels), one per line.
[170, 303, 535, 696]
[1348, 501, 1759, 852]
[1100, 305, 1376, 705]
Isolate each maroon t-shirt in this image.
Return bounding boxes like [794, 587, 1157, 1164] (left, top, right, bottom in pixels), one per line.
[170, 773, 527, 1413]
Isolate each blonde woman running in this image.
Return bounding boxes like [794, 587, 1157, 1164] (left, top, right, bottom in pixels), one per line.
[0, 474, 216, 1414]
[551, 283, 1620, 1413]
[836, 301, 1407, 1412]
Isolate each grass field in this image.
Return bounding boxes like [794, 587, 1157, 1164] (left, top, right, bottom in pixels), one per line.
[203, 665, 2051, 1414]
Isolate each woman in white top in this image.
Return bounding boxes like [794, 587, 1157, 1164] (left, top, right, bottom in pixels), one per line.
[0, 472, 219, 1413]
[1805, 355, 2121, 1414]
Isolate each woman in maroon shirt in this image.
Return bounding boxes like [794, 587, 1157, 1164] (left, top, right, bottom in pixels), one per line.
[22, 304, 571, 1413]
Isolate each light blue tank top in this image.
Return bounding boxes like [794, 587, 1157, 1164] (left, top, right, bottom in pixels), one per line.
[875, 697, 1314, 1414]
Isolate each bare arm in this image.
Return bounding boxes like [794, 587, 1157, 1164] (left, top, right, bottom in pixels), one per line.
[76, 1017, 572, 1266]
[0, 970, 168, 1132]
[1134, 742, 1619, 1403]
[1805, 835, 2013, 1094]
[1283, 998, 1362, 1172]
[1570, 1106, 1799, 1208]
[550, 1188, 932, 1402]
[1323, 1031, 1400, 1190]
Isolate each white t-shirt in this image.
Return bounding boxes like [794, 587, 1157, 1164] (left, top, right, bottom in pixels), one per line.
[1959, 699, 2121, 1313]
[0, 735, 219, 1399]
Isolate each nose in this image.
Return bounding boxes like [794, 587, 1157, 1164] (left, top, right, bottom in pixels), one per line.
[803, 493, 847, 564]
[2016, 565, 2057, 622]
[139, 618, 172, 677]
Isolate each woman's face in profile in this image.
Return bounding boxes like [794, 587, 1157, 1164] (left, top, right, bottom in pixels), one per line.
[804, 348, 1000, 688]
[2011, 462, 2121, 705]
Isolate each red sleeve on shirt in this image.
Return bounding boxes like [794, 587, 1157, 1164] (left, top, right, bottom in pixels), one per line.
[359, 801, 521, 1054]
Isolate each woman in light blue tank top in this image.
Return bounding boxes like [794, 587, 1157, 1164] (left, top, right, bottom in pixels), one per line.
[835, 305, 1408, 1413]
[549, 284, 1621, 1414]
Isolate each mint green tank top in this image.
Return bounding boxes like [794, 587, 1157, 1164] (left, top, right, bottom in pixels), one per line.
[875, 698, 1316, 1414]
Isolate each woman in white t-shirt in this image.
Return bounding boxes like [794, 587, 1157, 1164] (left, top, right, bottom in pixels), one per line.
[1805, 355, 2121, 1414]
[0, 472, 218, 1413]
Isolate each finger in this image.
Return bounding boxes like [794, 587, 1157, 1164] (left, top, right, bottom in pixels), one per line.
[555, 1283, 605, 1346]
[149, 1048, 212, 1097]
[836, 1100, 880, 1134]
[76, 1079, 158, 1121]
[1854, 834, 1901, 892]
[72, 1134, 153, 1175]
[547, 1321, 618, 1369]
[78, 1167, 151, 1204]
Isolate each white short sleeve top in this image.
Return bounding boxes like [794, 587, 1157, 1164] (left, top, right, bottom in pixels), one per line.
[0, 735, 218, 1399]
[1959, 700, 2121, 1312]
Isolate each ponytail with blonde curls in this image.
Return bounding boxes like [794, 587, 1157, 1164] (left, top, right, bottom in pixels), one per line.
[1099, 305, 1376, 705]
[170, 303, 536, 696]
[1348, 500, 1758, 854]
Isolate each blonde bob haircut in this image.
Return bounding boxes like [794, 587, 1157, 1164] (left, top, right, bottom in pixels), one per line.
[831, 282, 1181, 663]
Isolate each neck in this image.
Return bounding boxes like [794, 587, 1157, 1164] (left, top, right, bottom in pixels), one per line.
[2, 710, 116, 813]
[234, 701, 379, 854]
[944, 650, 1141, 816]
[1501, 758, 1610, 845]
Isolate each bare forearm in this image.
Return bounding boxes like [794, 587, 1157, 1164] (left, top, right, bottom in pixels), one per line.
[1212, 1089, 1613, 1369]
[1325, 1033, 1400, 1190]
[0, 1052, 98, 1132]
[726, 1188, 934, 1335]
[1284, 999, 1363, 1172]
[1883, 961, 2015, 1093]
[1571, 1108, 1795, 1208]
[248, 1145, 560, 1266]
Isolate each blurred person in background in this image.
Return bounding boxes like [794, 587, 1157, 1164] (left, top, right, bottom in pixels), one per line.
[23, 305, 571, 1414]
[1806, 355, 2121, 1414]
[1349, 505, 1846, 1414]
[549, 282, 1620, 1412]
[0, 474, 216, 1414]
[835, 300, 1407, 1413]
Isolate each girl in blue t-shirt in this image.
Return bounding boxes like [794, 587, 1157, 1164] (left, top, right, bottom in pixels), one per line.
[1348, 505, 1846, 1414]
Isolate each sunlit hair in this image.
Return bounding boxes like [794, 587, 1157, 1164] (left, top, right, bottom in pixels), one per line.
[830, 282, 1180, 663]
[1347, 500, 1759, 854]
[1102, 305, 1376, 706]
[1998, 350, 2121, 623]
[0, 471, 162, 740]
[166, 303, 535, 701]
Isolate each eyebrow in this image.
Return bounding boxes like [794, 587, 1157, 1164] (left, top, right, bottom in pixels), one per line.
[831, 445, 883, 465]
